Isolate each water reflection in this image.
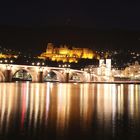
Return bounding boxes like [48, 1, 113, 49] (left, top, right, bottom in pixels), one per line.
[0, 83, 140, 139]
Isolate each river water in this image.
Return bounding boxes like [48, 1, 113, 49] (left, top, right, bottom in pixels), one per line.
[0, 82, 140, 140]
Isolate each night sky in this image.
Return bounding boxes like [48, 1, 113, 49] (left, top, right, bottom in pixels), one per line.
[0, 1, 140, 51]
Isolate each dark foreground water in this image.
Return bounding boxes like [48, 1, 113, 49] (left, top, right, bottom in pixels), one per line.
[0, 82, 140, 140]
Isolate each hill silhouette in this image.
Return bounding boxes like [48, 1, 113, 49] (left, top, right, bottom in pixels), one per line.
[0, 25, 140, 54]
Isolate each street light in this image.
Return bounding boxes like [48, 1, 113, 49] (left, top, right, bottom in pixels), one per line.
[10, 60, 13, 63]
[37, 62, 40, 66]
[4, 60, 8, 63]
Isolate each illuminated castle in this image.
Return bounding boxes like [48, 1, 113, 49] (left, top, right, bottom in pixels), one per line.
[39, 43, 99, 63]
[0, 53, 17, 59]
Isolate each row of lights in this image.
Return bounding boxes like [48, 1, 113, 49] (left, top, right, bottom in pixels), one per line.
[0, 60, 13, 63]
[32, 62, 45, 66]
[58, 64, 71, 68]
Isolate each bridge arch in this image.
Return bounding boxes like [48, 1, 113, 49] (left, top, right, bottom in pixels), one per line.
[44, 70, 57, 81]
[132, 74, 140, 79]
[12, 68, 37, 82]
[90, 73, 99, 81]
[44, 70, 65, 82]
[69, 71, 87, 82]
[70, 71, 100, 82]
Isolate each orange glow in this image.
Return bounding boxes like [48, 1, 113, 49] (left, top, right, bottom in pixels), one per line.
[0, 53, 17, 59]
[0, 83, 140, 135]
[38, 43, 98, 63]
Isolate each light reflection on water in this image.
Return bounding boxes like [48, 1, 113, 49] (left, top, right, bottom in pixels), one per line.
[0, 83, 140, 139]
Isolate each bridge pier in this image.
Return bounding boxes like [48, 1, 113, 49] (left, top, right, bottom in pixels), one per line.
[5, 70, 12, 82]
[65, 72, 69, 83]
[38, 71, 43, 82]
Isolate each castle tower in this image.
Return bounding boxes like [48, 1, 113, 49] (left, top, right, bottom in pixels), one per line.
[46, 43, 54, 54]
[99, 59, 104, 67]
[98, 59, 105, 76]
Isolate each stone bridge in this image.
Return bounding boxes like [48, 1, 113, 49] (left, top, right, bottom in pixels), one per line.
[0, 64, 92, 82]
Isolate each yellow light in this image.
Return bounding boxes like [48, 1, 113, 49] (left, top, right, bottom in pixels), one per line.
[38, 45, 99, 63]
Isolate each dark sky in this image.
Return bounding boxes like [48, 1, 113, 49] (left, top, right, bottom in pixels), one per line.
[0, 1, 140, 51]
[0, 1, 140, 30]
